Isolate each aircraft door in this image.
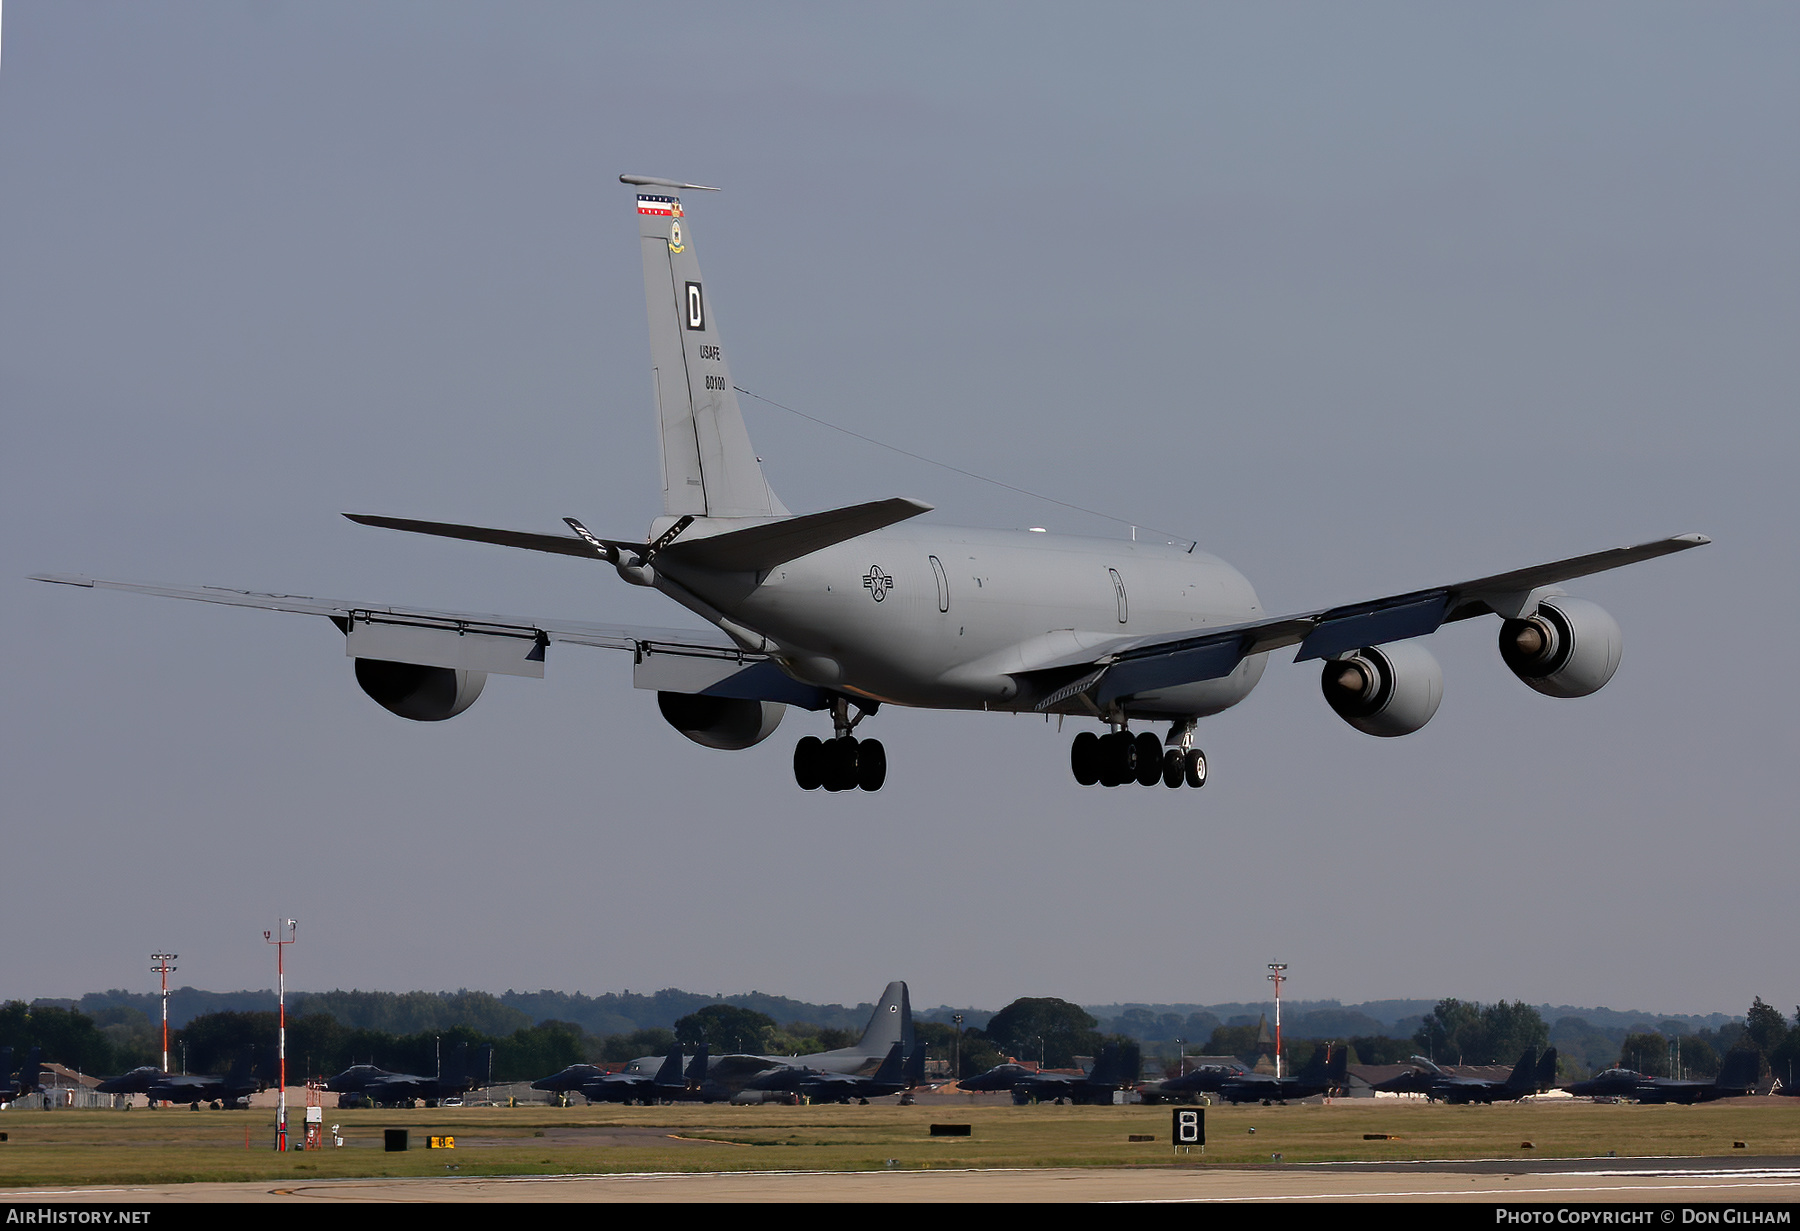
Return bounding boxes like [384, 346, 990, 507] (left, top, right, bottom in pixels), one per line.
[929, 555, 950, 613]
[1109, 568, 1129, 624]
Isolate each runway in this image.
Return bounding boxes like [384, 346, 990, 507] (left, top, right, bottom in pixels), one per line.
[10, 1158, 1800, 1203]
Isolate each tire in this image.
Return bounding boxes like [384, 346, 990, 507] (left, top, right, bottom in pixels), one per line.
[857, 738, 887, 791]
[1184, 748, 1208, 788]
[1162, 748, 1184, 788]
[794, 736, 825, 790]
[824, 736, 859, 791]
[1070, 731, 1100, 785]
[1099, 733, 1127, 787]
[1135, 732, 1163, 786]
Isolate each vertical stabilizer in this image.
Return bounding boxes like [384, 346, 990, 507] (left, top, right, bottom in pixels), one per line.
[625, 176, 786, 519]
[1504, 1048, 1536, 1092]
[1714, 1048, 1761, 1094]
[855, 981, 913, 1055]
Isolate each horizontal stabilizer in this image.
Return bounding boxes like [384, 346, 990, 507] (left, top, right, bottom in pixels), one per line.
[661, 498, 933, 572]
[344, 514, 639, 560]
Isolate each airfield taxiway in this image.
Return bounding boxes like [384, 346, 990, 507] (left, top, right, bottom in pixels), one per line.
[9, 1158, 1800, 1202]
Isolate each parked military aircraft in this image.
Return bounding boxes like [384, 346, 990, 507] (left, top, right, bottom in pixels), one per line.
[326, 1041, 493, 1108]
[587, 981, 915, 1106]
[959, 1043, 1137, 1105]
[563, 1046, 699, 1106]
[33, 177, 1708, 792]
[1564, 1049, 1760, 1104]
[1376, 1048, 1557, 1104]
[1219, 1043, 1348, 1104]
[1562, 1066, 1648, 1099]
[1148, 1058, 1250, 1101]
[96, 1056, 261, 1109]
[529, 1062, 608, 1095]
[740, 1041, 925, 1104]
[0, 1048, 42, 1104]
[1630, 1049, 1761, 1104]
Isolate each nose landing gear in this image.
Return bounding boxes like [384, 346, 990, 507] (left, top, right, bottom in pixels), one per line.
[1072, 722, 1206, 788]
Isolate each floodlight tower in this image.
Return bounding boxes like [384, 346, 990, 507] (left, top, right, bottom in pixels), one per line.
[265, 920, 296, 1151]
[1267, 963, 1288, 1079]
[150, 953, 177, 1073]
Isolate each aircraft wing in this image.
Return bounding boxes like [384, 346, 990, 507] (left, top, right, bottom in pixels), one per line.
[1022, 534, 1709, 711]
[30, 574, 745, 661]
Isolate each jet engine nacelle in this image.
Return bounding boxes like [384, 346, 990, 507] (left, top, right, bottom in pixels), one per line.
[1320, 640, 1443, 738]
[1498, 596, 1621, 698]
[354, 658, 486, 721]
[656, 692, 786, 750]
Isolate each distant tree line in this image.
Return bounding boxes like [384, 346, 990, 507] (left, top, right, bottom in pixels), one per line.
[10, 991, 1794, 1089]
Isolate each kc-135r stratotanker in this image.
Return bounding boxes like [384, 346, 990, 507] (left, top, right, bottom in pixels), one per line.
[35, 175, 1708, 792]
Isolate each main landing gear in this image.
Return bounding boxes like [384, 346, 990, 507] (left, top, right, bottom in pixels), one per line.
[1070, 723, 1207, 789]
[794, 697, 886, 792]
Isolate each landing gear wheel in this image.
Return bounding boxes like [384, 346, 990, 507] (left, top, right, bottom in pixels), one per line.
[1162, 749, 1185, 788]
[856, 738, 887, 791]
[1184, 748, 1208, 788]
[1134, 732, 1163, 786]
[1070, 731, 1100, 785]
[1099, 732, 1132, 787]
[794, 736, 825, 790]
[823, 736, 860, 791]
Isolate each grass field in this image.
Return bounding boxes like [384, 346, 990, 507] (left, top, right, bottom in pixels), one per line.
[1, 1098, 1796, 1189]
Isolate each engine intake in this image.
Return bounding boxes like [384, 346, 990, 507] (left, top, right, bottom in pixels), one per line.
[1321, 640, 1443, 738]
[354, 658, 486, 722]
[657, 692, 785, 750]
[1498, 596, 1621, 698]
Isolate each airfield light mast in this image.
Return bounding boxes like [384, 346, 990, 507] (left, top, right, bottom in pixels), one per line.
[1267, 964, 1288, 1079]
[265, 920, 296, 1151]
[150, 953, 177, 1074]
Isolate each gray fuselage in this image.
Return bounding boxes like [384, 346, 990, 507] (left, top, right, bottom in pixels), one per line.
[656, 522, 1269, 720]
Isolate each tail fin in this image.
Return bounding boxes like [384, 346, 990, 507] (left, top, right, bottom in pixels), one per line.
[1715, 1048, 1760, 1093]
[854, 981, 913, 1056]
[1533, 1048, 1559, 1092]
[441, 1041, 470, 1085]
[1504, 1049, 1536, 1091]
[685, 1044, 710, 1086]
[903, 1044, 927, 1088]
[653, 1046, 685, 1087]
[1295, 1043, 1332, 1083]
[870, 1042, 904, 1084]
[1087, 1043, 1126, 1086]
[18, 1048, 41, 1095]
[625, 175, 786, 520]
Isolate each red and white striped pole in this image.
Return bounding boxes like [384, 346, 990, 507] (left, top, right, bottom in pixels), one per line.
[265, 921, 296, 1151]
[150, 953, 177, 1075]
[1267, 963, 1288, 1079]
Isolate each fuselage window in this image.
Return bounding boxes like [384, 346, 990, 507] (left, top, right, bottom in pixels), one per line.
[1109, 568, 1129, 624]
[929, 555, 950, 613]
